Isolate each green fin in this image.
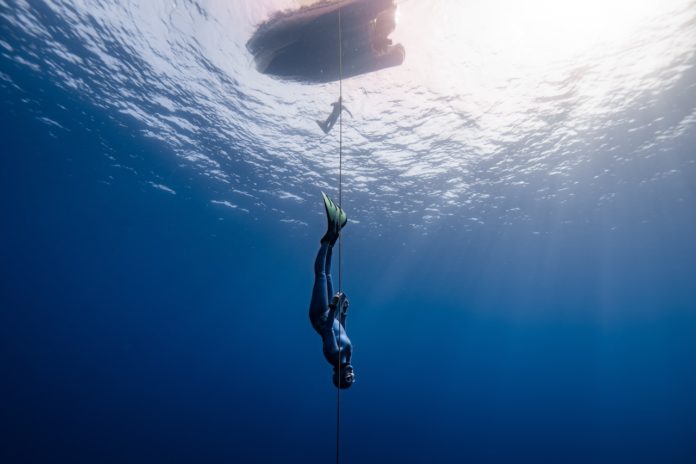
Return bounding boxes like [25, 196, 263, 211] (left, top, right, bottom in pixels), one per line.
[321, 192, 348, 241]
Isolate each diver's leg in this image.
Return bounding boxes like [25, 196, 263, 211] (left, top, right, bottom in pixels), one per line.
[325, 243, 334, 299]
[314, 192, 347, 328]
[309, 241, 330, 333]
[325, 113, 338, 133]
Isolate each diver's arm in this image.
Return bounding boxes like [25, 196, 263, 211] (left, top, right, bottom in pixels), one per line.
[343, 106, 353, 118]
[342, 340, 352, 365]
[327, 304, 339, 327]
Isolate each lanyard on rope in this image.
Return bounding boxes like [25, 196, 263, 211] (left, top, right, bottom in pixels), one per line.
[336, 7, 344, 464]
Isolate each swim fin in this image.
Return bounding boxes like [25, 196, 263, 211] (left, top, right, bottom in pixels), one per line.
[321, 191, 347, 244]
[316, 120, 329, 134]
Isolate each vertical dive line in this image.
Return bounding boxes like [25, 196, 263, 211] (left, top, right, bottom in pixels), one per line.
[338, 14, 343, 293]
[336, 7, 343, 464]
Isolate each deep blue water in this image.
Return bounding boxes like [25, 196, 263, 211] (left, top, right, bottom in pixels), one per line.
[2, 1, 696, 463]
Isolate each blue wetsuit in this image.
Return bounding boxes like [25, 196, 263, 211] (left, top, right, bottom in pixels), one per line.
[309, 241, 352, 369]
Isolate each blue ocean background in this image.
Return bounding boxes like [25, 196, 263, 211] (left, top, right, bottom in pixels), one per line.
[1, 1, 695, 463]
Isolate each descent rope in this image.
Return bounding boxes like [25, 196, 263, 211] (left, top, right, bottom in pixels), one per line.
[335, 6, 344, 464]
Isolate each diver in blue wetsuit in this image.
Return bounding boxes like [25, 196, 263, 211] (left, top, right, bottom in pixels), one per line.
[309, 192, 355, 389]
[316, 97, 353, 135]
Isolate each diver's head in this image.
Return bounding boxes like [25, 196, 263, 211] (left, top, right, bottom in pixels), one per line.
[332, 365, 355, 389]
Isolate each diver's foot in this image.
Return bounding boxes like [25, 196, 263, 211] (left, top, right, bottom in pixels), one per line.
[321, 191, 347, 244]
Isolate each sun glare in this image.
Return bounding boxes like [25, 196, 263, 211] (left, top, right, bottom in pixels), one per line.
[384, 0, 691, 116]
[484, 0, 671, 62]
[374, 0, 695, 154]
[394, 0, 682, 73]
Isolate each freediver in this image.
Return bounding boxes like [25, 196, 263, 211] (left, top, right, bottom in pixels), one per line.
[309, 192, 355, 389]
[316, 97, 353, 134]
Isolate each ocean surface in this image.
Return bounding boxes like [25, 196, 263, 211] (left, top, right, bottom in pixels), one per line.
[1, 0, 696, 462]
